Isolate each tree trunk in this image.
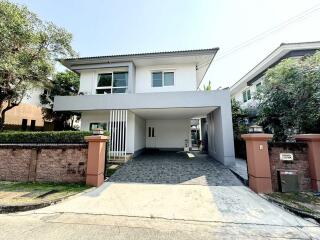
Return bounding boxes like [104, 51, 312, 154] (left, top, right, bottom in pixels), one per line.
[0, 102, 19, 131]
[0, 110, 6, 131]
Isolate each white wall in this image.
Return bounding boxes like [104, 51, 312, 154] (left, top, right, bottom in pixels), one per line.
[80, 111, 109, 131]
[77, 63, 197, 94]
[207, 107, 235, 166]
[146, 119, 189, 149]
[79, 71, 94, 94]
[22, 88, 42, 106]
[134, 114, 146, 152]
[135, 64, 197, 93]
[126, 111, 135, 154]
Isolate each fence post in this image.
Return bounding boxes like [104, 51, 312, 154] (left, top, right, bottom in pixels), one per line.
[85, 135, 109, 187]
[295, 134, 320, 192]
[241, 133, 273, 193]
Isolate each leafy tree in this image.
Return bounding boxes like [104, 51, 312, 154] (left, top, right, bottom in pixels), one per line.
[0, 1, 75, 130]
[203, 81, 212, 91]
[40, 71, 80, 130]
[231, 98, 248, 159]
[231, 98, 248, 139]
[256, 52, 320, 141]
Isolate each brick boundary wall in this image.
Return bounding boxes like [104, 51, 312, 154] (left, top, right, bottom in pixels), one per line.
[268, 142, 311, 192]
[0, 143, 88, 183]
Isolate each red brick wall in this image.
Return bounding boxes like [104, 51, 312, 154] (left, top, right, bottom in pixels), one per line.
[268, 143, 311, 191]
[0, 144, 88, 183]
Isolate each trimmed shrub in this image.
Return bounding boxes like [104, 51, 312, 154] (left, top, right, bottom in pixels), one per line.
[0, 131, 109, 144]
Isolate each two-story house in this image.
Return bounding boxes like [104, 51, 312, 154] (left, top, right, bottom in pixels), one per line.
[231, 41, 320, 114]
[53, 48, 235, 166]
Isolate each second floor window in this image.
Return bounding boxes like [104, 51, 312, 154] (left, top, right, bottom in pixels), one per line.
[152, 71, 174, 87]
[96, 72, 128, 94]
[242, 89, 251, 103]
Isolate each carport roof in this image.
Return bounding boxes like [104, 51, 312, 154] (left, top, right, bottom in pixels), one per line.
[131, 107, 217, 120]
[54, 90, 230, 112]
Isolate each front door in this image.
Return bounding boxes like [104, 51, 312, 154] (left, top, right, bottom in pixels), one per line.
[146, 126, 156, 148]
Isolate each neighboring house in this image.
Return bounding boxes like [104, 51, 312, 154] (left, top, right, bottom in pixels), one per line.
[230, 41, 320, 117]
[53, 48, 235, 166]
[4, 88, 45, 131]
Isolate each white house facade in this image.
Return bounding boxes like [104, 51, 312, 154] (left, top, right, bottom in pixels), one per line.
[54, 49, 235, 166]
[231, 41, 320, 109]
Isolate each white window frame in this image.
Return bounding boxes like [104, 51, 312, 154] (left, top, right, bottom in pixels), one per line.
[256, 82, 262, 91]
[96, 71, 128, 94]
[151, 70, 175, 87]
[242, 88, 251, 103]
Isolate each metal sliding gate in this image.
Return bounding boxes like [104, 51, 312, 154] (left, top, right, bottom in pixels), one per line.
[108, 110, 127, 160]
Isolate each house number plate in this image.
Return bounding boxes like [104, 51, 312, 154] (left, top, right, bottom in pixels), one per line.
[280, 153, 294, 161]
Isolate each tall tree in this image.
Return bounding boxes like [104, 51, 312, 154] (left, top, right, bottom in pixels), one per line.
[202, 81, 212, 91]
[0, 1, 75, 130]
[231, 98, 248, 139]
[40, 71, 80, 130]
[256, 52, 320, 141]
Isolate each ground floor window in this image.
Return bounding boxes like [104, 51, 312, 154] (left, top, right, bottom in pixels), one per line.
[89, 122, 107, 131]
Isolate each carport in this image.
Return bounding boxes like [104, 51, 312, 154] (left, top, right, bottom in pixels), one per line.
[54, 90, 235, 166]
[131, 107, 215, 151]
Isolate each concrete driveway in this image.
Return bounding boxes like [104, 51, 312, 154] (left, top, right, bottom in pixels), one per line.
[1, 152, 320, 239]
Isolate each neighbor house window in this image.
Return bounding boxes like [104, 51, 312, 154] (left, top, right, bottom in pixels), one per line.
[30, 120, 36, 131]
[242, 89, 251, 102]
[21, 119, 28, 131]
[152, 71, 174, 87]
[256, 82, 262, 91]
[247, 89, 251, 100]
[96, 72, 128, 94]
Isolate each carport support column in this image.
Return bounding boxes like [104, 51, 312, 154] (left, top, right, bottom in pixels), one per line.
[241, 134, 273, 193]
[85, 135, 109, 187]
[295, 134, 320, 191]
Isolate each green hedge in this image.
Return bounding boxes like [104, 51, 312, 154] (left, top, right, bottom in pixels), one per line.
[0, 131, 109, 144]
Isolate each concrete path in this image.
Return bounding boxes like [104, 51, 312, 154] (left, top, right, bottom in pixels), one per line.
[0, 152, 320, 239]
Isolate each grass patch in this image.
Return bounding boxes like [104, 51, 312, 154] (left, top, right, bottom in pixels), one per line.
[267, 192, 320, 214]
[0, 181, 90, 207]
[0, 181, 88, 193]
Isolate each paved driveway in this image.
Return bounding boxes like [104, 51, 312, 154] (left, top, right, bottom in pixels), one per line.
[1, 152, 320, 239]
[109, 151, 243, 186]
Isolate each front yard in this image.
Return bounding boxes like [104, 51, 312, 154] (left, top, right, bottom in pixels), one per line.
[266, 192, 320, 222]
[0, 181, 89, 213]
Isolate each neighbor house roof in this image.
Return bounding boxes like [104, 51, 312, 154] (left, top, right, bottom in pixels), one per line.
[57, 48, 219, 88]
[230, 41, 320, 96]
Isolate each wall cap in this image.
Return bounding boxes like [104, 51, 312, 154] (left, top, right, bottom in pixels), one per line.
[295, 134, 320, 142]
[241, 133, 273, 141]
[85, 135, 109, 142]
[0, 143, 88, 149]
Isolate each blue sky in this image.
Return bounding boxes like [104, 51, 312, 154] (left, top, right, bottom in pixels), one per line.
[11, 0, 320, 88]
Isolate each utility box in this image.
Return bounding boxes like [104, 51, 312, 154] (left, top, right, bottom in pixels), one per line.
[278, 170, 299, 192]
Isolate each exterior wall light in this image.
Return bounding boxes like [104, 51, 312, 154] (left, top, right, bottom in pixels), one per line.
[92, 128, 104, 135]
[248, 125, 264, 134]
